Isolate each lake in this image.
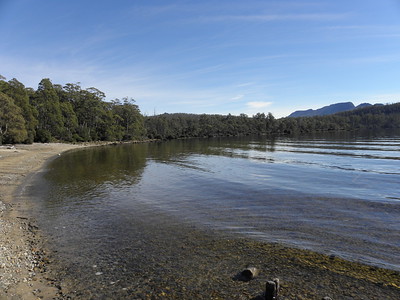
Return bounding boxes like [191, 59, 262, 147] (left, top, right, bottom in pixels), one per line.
[26, 131, 400, 297]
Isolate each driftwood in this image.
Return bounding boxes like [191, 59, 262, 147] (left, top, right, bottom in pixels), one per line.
[240, 267, 260, 281]
[265, 278, 280, 300]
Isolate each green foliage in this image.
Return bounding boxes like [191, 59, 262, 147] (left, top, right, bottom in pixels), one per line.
[0, 75, 398, 144]
[110, 98, 145, 140]
[275, 103, 400, 135]
[54, 83, 145, 142]
[31, 78, 64, 141]
[0, 92, 28, 144]
[0, 76, 146, 144]
[144, 112, 277, 140]
[60, 101, 78, 142]
[0, 78, 37, 143]
[145, 103, 400, 140]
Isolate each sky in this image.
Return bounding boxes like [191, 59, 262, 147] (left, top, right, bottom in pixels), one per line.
[1, 0, 400, 117]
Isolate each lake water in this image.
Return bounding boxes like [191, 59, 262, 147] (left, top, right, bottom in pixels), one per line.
[27, 131, 400, 296]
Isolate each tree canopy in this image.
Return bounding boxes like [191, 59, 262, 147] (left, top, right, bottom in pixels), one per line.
[0, 91, 28, 144]
[144, 104, 400, 140]
[0, 77, 145, 144]
[0, 75, 399, 145]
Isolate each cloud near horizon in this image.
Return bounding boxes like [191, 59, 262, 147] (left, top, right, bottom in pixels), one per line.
[246, 101, 273, 109]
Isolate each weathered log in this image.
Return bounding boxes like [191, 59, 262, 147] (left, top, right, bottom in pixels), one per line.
[265, 280, 277, 300]
[273, 278, 280, 298]
[240, 267, 260, 280]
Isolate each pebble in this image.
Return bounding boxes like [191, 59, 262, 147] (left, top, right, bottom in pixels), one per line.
[0, 199, 45, 294]
[0, 142, 92, 298]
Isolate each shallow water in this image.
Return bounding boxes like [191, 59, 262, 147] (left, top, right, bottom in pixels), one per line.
[27, 132, 400, 295]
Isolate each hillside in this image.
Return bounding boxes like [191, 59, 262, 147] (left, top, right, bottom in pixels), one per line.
[277, 102, 400, 135]
[289, 102, 372, 117]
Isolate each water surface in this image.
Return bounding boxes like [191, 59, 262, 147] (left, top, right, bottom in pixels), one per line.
[28, 132, 400, 295]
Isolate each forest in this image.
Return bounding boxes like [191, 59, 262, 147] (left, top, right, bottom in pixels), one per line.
[144, 103, 400, 140]
[1, 76, 400, 144]
[0, 77, 145, 144]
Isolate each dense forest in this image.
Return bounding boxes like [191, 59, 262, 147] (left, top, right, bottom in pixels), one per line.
[1, 76, 399, 144]
[145, 112, 276, 139]
[144, 103, 400, 139]
[0, 77, 144, 144]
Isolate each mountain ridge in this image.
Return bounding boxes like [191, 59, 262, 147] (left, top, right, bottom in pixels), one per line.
[288, 102, 372, 118]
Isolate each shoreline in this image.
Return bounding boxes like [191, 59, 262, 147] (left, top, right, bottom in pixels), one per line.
[0, 143, 399, 299]
[0, 142, 110, 299]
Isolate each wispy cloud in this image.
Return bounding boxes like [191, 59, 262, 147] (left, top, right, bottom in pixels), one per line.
[347, 54, 400, 64]
[297, 52, 400, 68]
[237, 82, 255, 88]
[0, 55, 100, 89]
[247, 101, 273, 109]
[238, 54, 297, 65]
[323, 24, 400, 40]
[326, 25, 400, 31]
[170, 64, 227, 79]
[0, 54, 154, 95]
[231, 94, 244, 101]
[200, 13, 350, 23]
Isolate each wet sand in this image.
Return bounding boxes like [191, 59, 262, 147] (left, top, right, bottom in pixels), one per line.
[0, 143, 97, 299]
[0, 143, 399, 299]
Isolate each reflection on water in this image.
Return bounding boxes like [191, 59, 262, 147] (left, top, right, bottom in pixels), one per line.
[28, 131, 400, 296]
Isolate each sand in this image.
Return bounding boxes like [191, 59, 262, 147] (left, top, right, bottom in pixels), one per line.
[0, 143, 90, 299]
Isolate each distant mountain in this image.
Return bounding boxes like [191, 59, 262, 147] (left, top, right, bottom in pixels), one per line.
[288, 102, 372, 118]
[356, 103, 374, 109]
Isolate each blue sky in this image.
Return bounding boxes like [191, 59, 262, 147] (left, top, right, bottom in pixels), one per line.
[1, 0, 400, 117]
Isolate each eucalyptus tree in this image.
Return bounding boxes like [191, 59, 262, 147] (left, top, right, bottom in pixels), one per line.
[0, 92, 27, 144]
[31, 78, 64, 142]
[0, 78, 37, 143]
[110, 97, 145, 140]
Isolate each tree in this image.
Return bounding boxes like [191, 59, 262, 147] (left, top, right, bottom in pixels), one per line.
[31, 78, 64, 142]
[60, 101, 79, 141]
[0, 78, 38, 143]
[110, 98, 145, 140]
[70, 87, 108, 141]
[0, 92, 27, 144]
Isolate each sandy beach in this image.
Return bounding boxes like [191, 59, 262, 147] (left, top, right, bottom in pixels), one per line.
[0, 143, 399, 299]
[0, 143, 90, 299]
